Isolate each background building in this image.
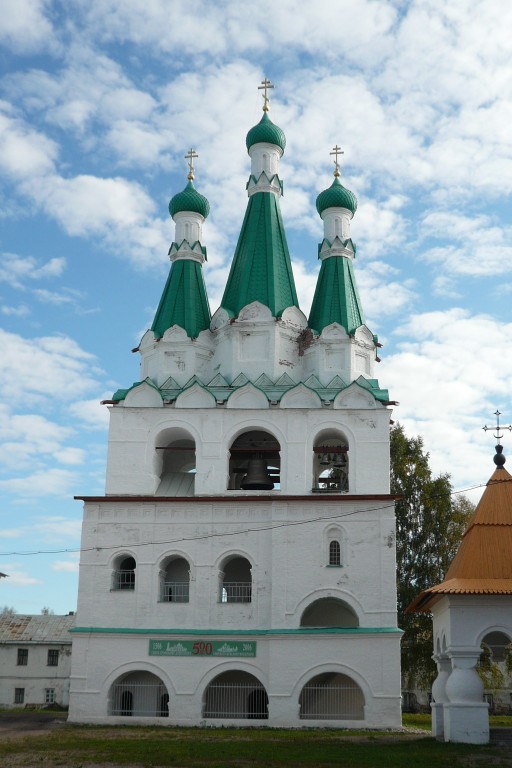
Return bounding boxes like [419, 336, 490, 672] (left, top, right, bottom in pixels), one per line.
[69, 87, 401, 727]
[0, 613, 74, 709]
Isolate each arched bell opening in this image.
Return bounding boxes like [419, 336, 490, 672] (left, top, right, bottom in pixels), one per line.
[155, 428, 196, 497]
[300, 597, 359, 628]
[312, 429, 349, 493]
[228, 429, 280, 491]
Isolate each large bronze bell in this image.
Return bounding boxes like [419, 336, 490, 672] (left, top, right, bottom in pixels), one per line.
[240, 456, 274, 490]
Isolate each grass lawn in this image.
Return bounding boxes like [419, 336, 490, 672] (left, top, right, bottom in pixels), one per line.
[1, 713, 512, 768]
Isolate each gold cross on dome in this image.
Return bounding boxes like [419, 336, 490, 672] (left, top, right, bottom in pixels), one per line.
[483, 410, 512, 444]
[258, 77, 274, 112]
[185, 148, 198, 180]
[330, 144, 344, 177]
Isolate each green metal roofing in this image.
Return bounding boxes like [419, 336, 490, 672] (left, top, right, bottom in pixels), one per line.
[169, 180, 210, 219]
[246, 112, 286, 152]
[151, 258, 211, 339]
[308, 254, 365, 336]
[220, 190, 299, 318]
[316, 177, 357, 216]
[112, 371, 390, 405]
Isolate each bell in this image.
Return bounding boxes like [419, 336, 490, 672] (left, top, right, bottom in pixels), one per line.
[241, 457, 274, 490]
[320, 453, 330, 466]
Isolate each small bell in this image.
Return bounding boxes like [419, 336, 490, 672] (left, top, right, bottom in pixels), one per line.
[241, 456, 274, 490]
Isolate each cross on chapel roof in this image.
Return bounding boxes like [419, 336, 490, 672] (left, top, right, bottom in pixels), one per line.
[330, 144, 344, 178]
[185, 148, 199, 181]
[258, 77, 274, 112]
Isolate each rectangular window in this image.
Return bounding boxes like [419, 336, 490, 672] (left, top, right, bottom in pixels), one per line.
[47, 649, 59, 666]
[14, 688, 24, 704]
[17, 648, 28, 666]
[45, 688, 56, 704]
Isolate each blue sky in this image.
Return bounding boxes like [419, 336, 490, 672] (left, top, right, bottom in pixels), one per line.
[1, 0, 512, 614]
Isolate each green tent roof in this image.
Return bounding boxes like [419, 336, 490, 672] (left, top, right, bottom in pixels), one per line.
[220, 190, 299, 318]
[151, 258, 211, 339]
[308, 255, 364, 335]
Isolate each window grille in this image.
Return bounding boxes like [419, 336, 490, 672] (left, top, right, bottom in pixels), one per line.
[203, 682, 268, 719]
[329, 540, 341, 566]
[110, 683, 169, 717]
[299, 681, 364, 720]
[17, 648, 28, 666]
[220, 582, 252, 603]
[14, 688, 24, 704]
[45, 688, 56, 704]
[161, 581, 189, 602]
[47, 649, 59, 666]
[113, 568, 135, 590]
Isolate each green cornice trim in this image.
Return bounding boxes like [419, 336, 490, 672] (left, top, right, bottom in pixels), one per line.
[308, 256, 364, 336]
[151, 258, 211, 339]
[71, 626, 401, 636]
[220, 191, 299, 318]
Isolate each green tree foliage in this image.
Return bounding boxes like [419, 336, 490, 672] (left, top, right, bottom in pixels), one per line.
[391, 423, 474, 688]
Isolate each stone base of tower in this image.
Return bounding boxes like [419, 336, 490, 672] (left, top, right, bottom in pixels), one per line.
[68, 630, 402, 729]
[442, 703, 489, 744]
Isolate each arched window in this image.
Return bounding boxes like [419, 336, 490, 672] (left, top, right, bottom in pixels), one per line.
[112, 556, 136, 591]
[160, 556, 190, 602]
[481, 631, 511, 663]
[313, 430, 349, 493]
[155, 429, 196, 497]
[329, 540, 341, 566]
[220, 556, 252, 603]
[228, 430, 280, 491]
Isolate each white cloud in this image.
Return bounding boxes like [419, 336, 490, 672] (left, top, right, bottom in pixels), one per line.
[2, 304, 30, 317]
[68, 396, 110, 430]
[0, 566, 42, 586]
[0, 253, 66, 289]
[52, 558, 80, 572]
[0, 0, 55, 54]
[0, 468, 79, 497]
[0, 329, 101, 401]
[0, 110, 58, 178]
[381, 308, 512, 491]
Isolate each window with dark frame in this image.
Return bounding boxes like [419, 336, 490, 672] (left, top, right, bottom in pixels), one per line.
[47, 649, 59, 666]
[328, 539, 341, 566]
[14, 688, 24, 704]
[17, 648, 28, 666]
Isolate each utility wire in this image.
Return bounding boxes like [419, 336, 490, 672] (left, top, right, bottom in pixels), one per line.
[0, 479, 495, 558]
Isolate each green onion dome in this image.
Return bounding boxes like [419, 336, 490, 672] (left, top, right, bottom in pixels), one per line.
[246, 112, 286, 152]
[316, 177, 357, 216]
[169, 180, 210, 219]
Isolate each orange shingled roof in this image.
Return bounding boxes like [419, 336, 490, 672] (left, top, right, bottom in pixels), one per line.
[407, 466, 512, 613]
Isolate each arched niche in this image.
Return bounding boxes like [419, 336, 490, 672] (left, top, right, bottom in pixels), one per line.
[155, 427, 196, 497]
[312, 428, 349, 493]
[299, 672, 364, 720]
[203, 670, 268, 719]
[109, 671, 169, 717]
[228, 429, 280, 491]
[300, 597, 359, 628]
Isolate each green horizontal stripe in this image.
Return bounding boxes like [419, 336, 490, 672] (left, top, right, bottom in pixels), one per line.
[71, 626, 401, 636]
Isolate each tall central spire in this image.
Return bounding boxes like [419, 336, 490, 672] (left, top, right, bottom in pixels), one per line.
[220, 80, 299, 319]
